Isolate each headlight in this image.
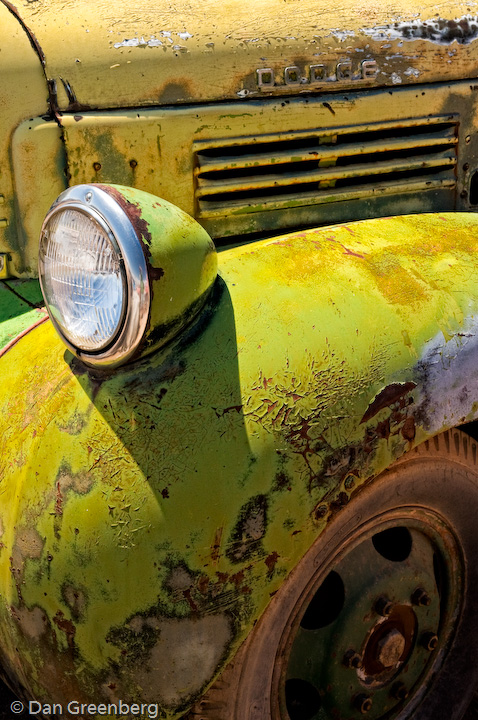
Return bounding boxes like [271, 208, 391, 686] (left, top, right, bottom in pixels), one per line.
[39, 207, 126, 352]
[39, 184, 217, 368]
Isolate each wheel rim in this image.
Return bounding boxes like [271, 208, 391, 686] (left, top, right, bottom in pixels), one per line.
[274, 508, 463, 720]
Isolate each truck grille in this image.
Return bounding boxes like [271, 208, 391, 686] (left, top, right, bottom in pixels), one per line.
[194, 116, 458, 223]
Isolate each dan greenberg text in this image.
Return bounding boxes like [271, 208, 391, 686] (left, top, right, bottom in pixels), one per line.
[27, 701, 160, 718]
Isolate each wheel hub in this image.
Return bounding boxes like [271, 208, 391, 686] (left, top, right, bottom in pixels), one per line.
[280, 519, 461, 720]
[359, 605, 416, 685]
[376, 629, 405, 668]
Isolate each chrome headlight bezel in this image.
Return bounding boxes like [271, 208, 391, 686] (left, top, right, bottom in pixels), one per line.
[39, 185, 150, 368]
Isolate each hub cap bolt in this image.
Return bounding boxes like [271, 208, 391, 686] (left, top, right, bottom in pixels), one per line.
[421, 632, 439, 651]
[391, 682, 409, 701]
[411, 588, 431, 607]
[343, 649, 363, 669]
[374, 595, 393, 616]
[354, 694, 372, 714]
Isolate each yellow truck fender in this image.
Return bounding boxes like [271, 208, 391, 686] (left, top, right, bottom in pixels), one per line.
[1, 212, 478, 716]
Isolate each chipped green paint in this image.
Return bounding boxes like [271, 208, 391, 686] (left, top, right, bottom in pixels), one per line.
[1, 214, 478, 715]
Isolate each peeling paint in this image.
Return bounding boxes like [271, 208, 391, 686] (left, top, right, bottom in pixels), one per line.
[363, 16, 478, 45]
[114, 31, 193, 50]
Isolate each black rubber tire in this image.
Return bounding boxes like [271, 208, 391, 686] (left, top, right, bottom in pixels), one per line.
[188, 430, 478, 720]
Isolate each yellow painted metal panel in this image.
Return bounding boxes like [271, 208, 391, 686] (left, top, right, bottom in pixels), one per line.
[9, 0, 478, 108]
[0, 5, 49, 275]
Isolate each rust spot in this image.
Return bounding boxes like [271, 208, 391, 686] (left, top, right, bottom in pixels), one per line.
[401, 416, 416, 441]
[96, 185, 154, 259]
[53, 611, 76, 648]
[339, 243, 365, 259]
[213, 405, 243, 418]
[182, 588, 198, 613]
[375, 418, 391, 440]
[55, 481, 63, 516]
[197, 576, 210, 594]
[360, 382, 417, 423]
[265, 551, 279, 575]
[313, 504, 328, 520]
[230, 570, 245, 587]
[329, 491, 350, 517]
[149, 266, 165, 281]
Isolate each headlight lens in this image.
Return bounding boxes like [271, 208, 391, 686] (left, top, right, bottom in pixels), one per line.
[39, 183, 217, 369]
[39, 185, 151, 368]
[39, 208, 125, 351]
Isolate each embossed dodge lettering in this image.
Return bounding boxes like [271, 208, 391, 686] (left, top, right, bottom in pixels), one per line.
[256, 59, 379, 89]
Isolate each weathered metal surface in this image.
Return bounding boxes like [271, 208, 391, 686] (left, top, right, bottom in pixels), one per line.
[5, 0, 478, 109]
[0, 280, 47, 351]
[1, 213, 478, 716]
[56, 82, 478, 246]
[11, 120, 67, 277]
[0, 5, 49, 277]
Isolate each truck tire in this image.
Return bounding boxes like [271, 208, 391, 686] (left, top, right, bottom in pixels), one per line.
[189, 429, 478, 720]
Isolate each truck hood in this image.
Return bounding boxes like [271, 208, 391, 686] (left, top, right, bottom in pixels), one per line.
[5, 0, 478, 108]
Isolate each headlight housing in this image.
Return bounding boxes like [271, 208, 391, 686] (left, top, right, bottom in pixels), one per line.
[39, 184, 217, 368]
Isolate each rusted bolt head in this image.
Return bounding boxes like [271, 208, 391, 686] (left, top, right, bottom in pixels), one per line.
[374, 595, 393, 616]
[354, 694, 372, 714]
[93, 161, 102, 172]
[377, 628, 406, 668]
[314, 504, 328, 520]
[421, 632, 439, 652]
[391, 682, 409, 701]
[344, 474, 356, 490]
[343, 649, 363, 669]
[411, 588, 431, 607]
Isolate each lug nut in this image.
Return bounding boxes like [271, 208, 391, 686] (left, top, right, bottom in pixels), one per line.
[353, 694, 372, 714]
[374, 595, 393, 616]
[411, 588, 431, 607]
[421, 631, 439, 651]
[391, 682, 409, 701]
[343, 649, 363, 669]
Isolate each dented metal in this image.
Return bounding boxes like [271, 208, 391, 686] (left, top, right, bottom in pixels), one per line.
[2, 214, 478, 715]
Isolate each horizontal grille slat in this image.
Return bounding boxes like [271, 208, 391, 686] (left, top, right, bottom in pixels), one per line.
[199, 175, 456, 218]
[195, 128, 457, 174]
[194, 116, 458, 222]
[196, 151, 456, 197]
